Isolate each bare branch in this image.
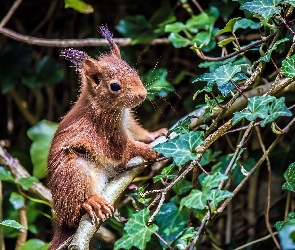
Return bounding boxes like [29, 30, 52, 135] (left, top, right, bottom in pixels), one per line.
[0, 27, 169, 47]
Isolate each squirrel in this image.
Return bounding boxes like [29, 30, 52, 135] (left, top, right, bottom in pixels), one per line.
[47, 25, 167, 249]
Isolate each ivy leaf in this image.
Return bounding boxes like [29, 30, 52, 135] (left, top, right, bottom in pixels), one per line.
[172, 179, 192, 195]
[0, 167, 15, 182]
[233, 18, 262, 32]
[257, 38, 289, 63]
[153, 131, 204, 166]
[20, 239, 50, 250]
[141, 68, 174, 100]
[218, 37, 236, 47]
[282, 162, 295, 192]
[192, 31, 211, 47]
[168, 33, 191, 48]
[164, 22, 185, 33]
[278, 221, 295, 250]
[216, 17, 241, 36]
[275, 212, 295, 231]
[64, 0, 93, 14]
[168, 116, 197, 136]
[9, 192, 25, 210]
[153, 165, 176, 183]
[114, 209, 158, 250]
[209, 189, 233, 211]
[17, 176, 39, 190]
[155, 203, 189, 245]
[27, 120, 58, 179]
[260, 97, 292, 127]
[282, 54, 295, 78]
[180, 189, 208, 210]
[185, 12, 216, 33]
[0, 220, 27, 230]
[201, 172, 228, 194]
[194, 63, 242, 96]
[232, 96, 275, 125]
[281, 0, 295, 7]
[240, 0, 281, 21]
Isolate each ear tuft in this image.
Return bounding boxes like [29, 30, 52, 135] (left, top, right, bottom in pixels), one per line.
[60, 49, 88, 70]
[98, 25, 121, 59]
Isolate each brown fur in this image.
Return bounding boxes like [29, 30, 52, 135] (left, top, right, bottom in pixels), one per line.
[47, 27, 167, 249]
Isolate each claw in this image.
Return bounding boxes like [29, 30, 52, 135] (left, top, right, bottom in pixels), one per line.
[82, 195, 114, 223]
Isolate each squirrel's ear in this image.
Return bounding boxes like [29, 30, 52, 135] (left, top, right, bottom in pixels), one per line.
[84, 57, 101, 76]
[99, 25, 121, 59]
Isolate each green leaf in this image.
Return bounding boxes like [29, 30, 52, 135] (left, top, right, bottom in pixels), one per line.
[0, 167, 15, 182]
[168, 116, 197, 136]
[153, 131, 204, 166]
[186, 12, 216, 33]
[232, 96, 275, 125]
[114, 209, 158, 250]
[260, 97, 292, 127]
[0, 220, 27, 230]
[153, 165, 176, 183]
[180, 189, 208, 210]
[194, 63, 242, 96]
[278, 221, 295, 250]
[240, 0, 281, 21]
[116, 15, 155, 44]
[141, 68, 174, 100]
[168, 33, 191, 48]
[209, 189, 233, 211]
[201, 172, 228, 194]
[27, 120, 58, 179]
[22, 57, 64, 88]
[199, 149, 221, 166]
[164, 22, 185, 33]
[233, 18, 262, 32]
[216, 17, 241, 36]
[283, 162, 295, 192]
[275, 212, 295, 231]
[192, 31, 212, 47]
[257, 38, 289, 63]
[218, 37, 236, 47]
[64, 0, 93, 13]
[172, 179, 192, 195]
[155, 203, 189, 245]
[282, 54, 295, 78]
[9, 192, 25, 210]
[17, 176, 39, 190]
[20, 239, 50, 250]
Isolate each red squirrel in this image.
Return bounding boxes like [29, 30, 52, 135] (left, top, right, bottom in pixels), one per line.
[47, 25, 167, 249]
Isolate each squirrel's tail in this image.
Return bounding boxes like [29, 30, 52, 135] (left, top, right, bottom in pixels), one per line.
[49, 226, 75, 250]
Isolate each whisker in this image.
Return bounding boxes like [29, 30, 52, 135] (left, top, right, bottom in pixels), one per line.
[146, 99, 165, 116]
[147, 88, 182, 99]
[157, 95, 178, 115]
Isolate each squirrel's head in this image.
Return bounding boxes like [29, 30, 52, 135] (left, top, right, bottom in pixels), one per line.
[60, 25, 147, 112]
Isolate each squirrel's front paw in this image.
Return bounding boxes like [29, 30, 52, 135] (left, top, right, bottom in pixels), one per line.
[82, 195, 114, 223]
[146, 128, 168, 143]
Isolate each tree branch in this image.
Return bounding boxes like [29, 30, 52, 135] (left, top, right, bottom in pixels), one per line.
[0, 26, 169, 47]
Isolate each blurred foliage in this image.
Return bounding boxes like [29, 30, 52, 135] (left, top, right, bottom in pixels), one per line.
[1, 0, 295, 249]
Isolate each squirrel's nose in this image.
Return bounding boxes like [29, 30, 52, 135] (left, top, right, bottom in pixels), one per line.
[138, 93, 146, 100]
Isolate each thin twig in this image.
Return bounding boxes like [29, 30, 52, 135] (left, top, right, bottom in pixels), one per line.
[0, 27, 169, 47]
[190, 0, 204, 12]
[255, 127, 281, 249]
[154, 231, 174, 250]
[14, 205, 28, 250]
[194, 33, 276, 61]
[0, 0, 22, 27]
[233, 232, 279, 250]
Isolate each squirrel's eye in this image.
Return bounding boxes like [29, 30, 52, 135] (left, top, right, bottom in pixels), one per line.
[110, 82, 121, 92]
[92, 75, 100, 85]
